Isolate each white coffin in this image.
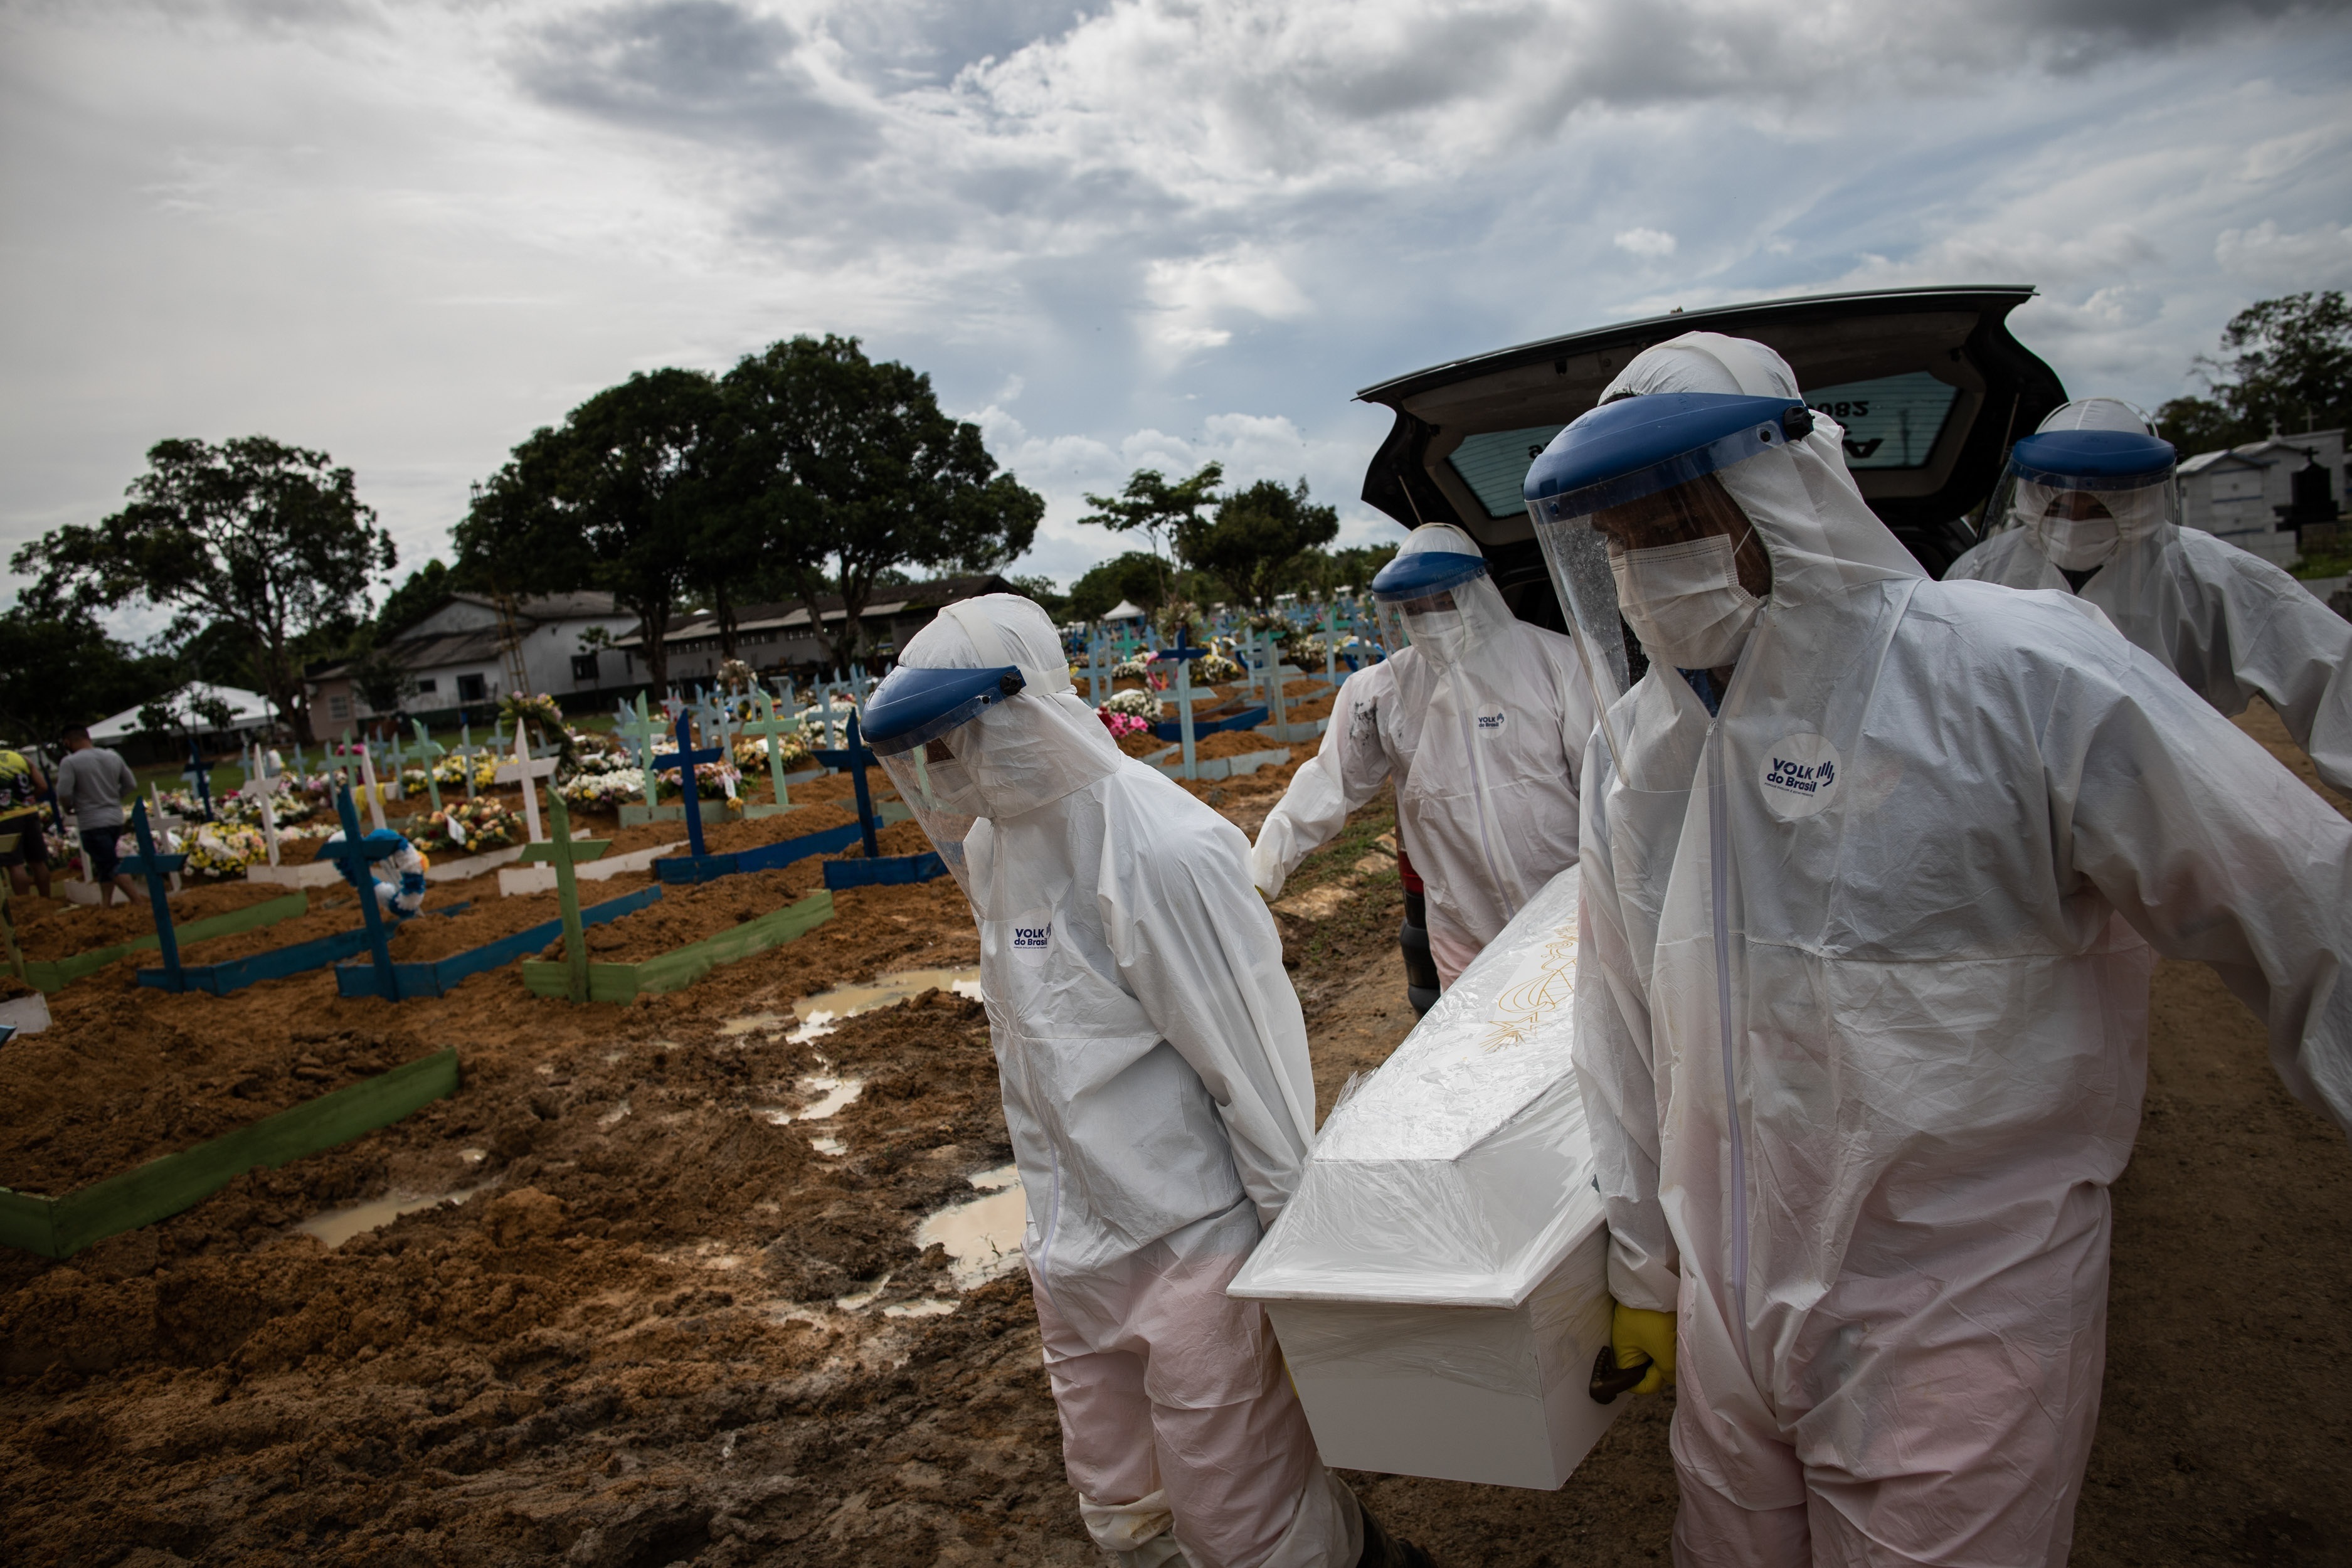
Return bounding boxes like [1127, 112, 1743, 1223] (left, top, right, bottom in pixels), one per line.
[1229, 866, 1618, 1490]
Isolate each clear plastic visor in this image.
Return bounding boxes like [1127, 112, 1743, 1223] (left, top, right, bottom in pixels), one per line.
[1531, 454, 1772, 768]
[1983, 471, 2180, 543]
[876, 732, 981, 898]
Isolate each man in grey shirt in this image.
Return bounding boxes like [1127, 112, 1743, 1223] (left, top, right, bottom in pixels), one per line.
[54, 726, 139, 906]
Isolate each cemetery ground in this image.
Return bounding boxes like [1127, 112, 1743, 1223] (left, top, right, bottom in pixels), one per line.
[1, 707, 2348, 1566]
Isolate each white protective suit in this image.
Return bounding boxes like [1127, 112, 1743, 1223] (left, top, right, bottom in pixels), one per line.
[1947, 398, 2352, 794]
[1564, 335, 2352, 1565]
[1251, 525, 1594, 983]
[882, 595, 1362, 1568]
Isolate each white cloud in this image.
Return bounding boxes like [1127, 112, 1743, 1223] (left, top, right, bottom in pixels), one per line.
[2215, 219, 2352, 285]
[3, 0, 2351, 605]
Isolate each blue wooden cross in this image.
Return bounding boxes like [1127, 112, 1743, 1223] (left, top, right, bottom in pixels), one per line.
[1157, 625, 1212, 781]
[181, 739, 215, 822]
[811, 712, 883, 859]
[312, 783, 408, 998]
[119, 800, 190, 987]
[655, 711, 724, 857]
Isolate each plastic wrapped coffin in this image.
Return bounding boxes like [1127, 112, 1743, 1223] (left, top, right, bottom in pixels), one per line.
[1229, 866, 1616, 1490]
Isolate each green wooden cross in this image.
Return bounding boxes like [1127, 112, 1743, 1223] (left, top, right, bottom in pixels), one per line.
[410, 720, 447, 813]
[517, 793, 611, 1002]
[457, 720, 479, 800]
[620, 694, 667, 809]
[738, 688, 800, 810]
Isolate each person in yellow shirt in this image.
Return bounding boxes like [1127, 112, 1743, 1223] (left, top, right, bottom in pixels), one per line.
[0, 746, 52, 899]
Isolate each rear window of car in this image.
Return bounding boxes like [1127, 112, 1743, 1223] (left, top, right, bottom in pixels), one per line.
[1802, 372, 1960, 469]
[1448, 424, 1568, 518]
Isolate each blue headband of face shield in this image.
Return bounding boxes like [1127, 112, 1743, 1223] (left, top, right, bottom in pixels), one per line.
[2007, 429, 2176, 492]
[861, 664, 1026, 756]
[1523, 393, 1815, 522]
[1370, 546, 1490, 601]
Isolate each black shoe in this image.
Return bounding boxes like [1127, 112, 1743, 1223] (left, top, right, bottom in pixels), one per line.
[1357, 1500, 1439, 1568]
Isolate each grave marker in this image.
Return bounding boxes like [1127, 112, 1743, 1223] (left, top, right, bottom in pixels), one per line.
[314, 784, 407, 999]
[518, 792, 610, 1002]
[810, 712, 883, 860]
[457, 721, 479, 800]
[738, 689, 800, 815]
[494, 728, 558, 844]
[117, 802, 190, 990]
[1158, 625, 1211, 781]
[410, 721, 446, 813]
[621, 694, 666, 810]
[181, 741, 215, 823]
[355, 741, 389, 833]
[655, 712, 724, 859]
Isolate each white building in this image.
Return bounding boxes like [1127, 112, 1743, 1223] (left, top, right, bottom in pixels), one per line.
[308, 592, 640, 725]
[2178, 428, 2344, 569]
[88, 683, 276, 743]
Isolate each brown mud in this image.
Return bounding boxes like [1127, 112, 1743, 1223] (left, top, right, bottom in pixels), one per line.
[0, 711, 2346, 1565]
[14, 881, 287, 962]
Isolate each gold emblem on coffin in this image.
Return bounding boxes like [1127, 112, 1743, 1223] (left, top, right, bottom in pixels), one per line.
[1478, 920, 1579, 1054]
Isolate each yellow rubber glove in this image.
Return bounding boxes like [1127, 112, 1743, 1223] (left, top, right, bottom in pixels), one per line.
[1612, 1304, 1677, 1395]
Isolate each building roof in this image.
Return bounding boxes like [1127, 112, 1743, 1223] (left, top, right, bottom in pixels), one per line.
[2180, 428, 2346, 476]
[89, 683, 275, 742]
[607, 576, 1015, 652]
[1103, 599, 1147, 622]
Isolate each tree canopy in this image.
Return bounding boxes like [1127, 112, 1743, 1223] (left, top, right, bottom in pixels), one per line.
[2157, 291, 2352, 453]
[10, 435, 394, 742]
[1178, 478, 1340, 609]
[1077, 464, 1222, 607]
[454, 368, 724, 693]
[1067, 551, 1173, 623]
[716, 336, 1042, 669]
[0, 603, 169, 747]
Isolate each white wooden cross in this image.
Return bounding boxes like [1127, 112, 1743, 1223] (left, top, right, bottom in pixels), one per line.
[355, 741, 389, 833]
[494, 728, 560, 843]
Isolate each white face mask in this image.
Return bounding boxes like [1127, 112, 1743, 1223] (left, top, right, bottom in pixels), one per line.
[1609, 532, 1764, 672]
[1402, 607, 1468, 664]
[2035, 508, 2121, 572]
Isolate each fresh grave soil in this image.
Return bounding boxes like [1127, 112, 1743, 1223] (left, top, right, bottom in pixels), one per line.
[1113, 728, 1167, 759]
[0, 973, 35, 1002]
[13, 880, 289, 963]
[378, 873, 661, 965]
[1178, 729, 1291, 762]
[564, 796, 866, 862]
[120, 867, 544, 973]
[560, 869, 818, 966]
[839, 820, 938, 859]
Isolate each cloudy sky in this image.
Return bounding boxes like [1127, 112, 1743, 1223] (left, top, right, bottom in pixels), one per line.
[4, 0, 2350, 615]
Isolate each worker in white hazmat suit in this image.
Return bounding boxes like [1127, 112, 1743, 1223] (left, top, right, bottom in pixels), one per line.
[1946, 396, 2352, 793]
[1523, 332, 2352, 1566]
[1249, 524, 1594, 985]
[864, 595, 1432, 1568]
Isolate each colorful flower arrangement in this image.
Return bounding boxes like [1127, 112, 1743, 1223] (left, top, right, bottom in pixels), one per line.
[181, 824, 268, 879]
[1193, 652, 1243, 684]
[1099, 687, 1160, 719]
[1096, 709, 1152, 741]
[733, 730, 813, 772]
[409, 797, 524, 855]
[557, 771, 644, 809]
[1110, 654, 1155, 681]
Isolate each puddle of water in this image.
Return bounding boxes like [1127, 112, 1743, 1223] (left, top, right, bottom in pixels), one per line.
[795, 1074, 864, 1120]
[299, 1182, 494, 1249]
[836, 1273, 893, 1311]
[727, 966, 982, 1046]
[916, 1164, 1027, 1290]
[883, 1298, 958, 1318]
[810, 1135, 846, 1157]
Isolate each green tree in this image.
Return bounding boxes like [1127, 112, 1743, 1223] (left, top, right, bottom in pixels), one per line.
[717, 336, 1043, 670]
[455, 369, 724, 695]
[2156, 290, 2352, 452]
[377, 559, 457, 638]
[1078, 464, 1224, 606]
[11, 436, 395, 742]
[0, 602, 169, 745]
[1008, 575, 1071, 621]
[1067, 551, 1172, 622]
[1178, 477, 1340, 609]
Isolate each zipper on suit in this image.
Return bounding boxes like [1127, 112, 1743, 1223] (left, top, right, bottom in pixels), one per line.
[1706, 723, 1752, 1376]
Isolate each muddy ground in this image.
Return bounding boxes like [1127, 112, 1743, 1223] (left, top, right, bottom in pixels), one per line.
[3, 708, 2349, 1566]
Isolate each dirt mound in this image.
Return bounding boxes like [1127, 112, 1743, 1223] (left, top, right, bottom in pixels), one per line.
[14, 880, 285, 962]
